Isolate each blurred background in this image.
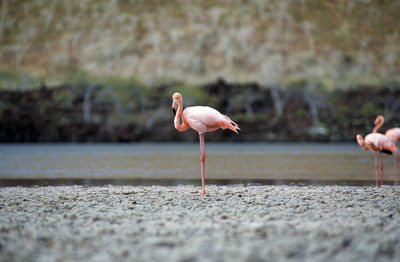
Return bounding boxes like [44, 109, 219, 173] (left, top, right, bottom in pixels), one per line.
[0, 0, 399, 143]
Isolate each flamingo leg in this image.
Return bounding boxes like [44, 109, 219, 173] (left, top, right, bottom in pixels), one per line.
[379, 152, 384, 186]
[374, 152, 378, 186]
[199, 133, 206, 196]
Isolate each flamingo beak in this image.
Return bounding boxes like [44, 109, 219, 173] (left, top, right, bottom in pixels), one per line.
[172, 100, 177, 115]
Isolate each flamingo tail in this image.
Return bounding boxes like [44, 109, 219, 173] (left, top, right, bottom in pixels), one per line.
[381, 142, 398, 155]
[221, 115, 240, 134]
[381, 149, 393, 155]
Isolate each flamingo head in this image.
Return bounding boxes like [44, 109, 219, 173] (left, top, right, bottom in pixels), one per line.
[374, 115, 384, 125]
[356, 134, 367, 150]
[172, 92, 182, 115]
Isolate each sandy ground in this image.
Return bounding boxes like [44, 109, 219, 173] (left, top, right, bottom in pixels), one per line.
[1, 185, 400, 262]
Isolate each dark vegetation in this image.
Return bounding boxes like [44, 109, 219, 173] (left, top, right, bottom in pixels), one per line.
[1, 1, 399, 143]
[1, 79, 399, 143]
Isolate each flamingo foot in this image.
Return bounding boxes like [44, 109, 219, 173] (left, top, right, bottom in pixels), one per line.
[199, 192, 206, 196]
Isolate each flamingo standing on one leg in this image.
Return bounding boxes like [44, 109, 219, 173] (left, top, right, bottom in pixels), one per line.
[171, 92, 240, 196]
[356, 133, 397, 186]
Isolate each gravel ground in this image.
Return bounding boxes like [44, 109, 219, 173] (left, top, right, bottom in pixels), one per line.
[1, 185, 400, 262]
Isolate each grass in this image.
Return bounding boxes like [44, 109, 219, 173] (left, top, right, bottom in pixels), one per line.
[0, 69, 41, 90]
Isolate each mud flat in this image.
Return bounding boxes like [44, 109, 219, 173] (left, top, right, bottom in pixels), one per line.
[1, 185, 400, 261]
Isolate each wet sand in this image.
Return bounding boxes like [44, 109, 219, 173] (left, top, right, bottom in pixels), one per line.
[1, 185, 400, 262]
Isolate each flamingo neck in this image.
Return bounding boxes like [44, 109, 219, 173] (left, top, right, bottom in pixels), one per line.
[174, 97, 189, 132]
[373, 116, 384, 133]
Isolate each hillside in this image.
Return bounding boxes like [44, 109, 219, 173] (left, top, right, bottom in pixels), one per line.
[0, 0, 399, 88]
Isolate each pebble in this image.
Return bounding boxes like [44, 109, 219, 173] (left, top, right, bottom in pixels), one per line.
[1, 185, 400, 262]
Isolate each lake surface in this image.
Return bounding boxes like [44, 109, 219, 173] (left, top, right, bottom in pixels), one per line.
[0, 143, 399, 186]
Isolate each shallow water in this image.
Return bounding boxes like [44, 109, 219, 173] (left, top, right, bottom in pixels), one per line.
[0, 143, 399, 185]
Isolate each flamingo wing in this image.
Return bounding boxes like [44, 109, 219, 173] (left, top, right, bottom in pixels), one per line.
[183, 106, 239, 134]
[183, 106, 223, 133]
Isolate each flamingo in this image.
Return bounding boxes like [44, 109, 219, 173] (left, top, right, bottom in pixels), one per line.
[384, 128, 400, 168]
[171, 92, 240, 196]
[356, 133, 397, 186]
[373, 115, 400, 168]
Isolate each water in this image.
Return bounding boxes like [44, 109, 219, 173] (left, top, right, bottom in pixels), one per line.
[0, 143, 399, 186]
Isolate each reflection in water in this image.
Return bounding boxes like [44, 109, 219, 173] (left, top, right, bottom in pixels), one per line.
[0, 143, 399, 185]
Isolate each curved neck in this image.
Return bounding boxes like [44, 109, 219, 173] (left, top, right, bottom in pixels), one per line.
[174, 97, 189, 132]
[373, 116, 384, 133]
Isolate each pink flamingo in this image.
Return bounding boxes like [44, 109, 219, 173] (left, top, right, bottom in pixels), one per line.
[373, 115, 400, 168]
[385, 128, 400, 168]
[172, 92, 240, 196]
[357, 133, 397, 186]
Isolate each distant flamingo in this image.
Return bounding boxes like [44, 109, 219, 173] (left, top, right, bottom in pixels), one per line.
[172, 92, 240, 196]
[357, 133, 397, 186]
[385, 128, 400, 168]
[373, 115, 400, 168]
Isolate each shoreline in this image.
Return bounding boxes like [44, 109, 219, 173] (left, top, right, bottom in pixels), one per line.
[0, 178, 389, 187]
[1, 185, 400, 261]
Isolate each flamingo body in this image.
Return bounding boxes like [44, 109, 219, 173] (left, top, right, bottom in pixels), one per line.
[385, 128, 400, 145]
[364, 133, 397, 155]
[373, 115, 400, 168]
[182, 106, 239, 134]
[172, 92, 239, 195]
